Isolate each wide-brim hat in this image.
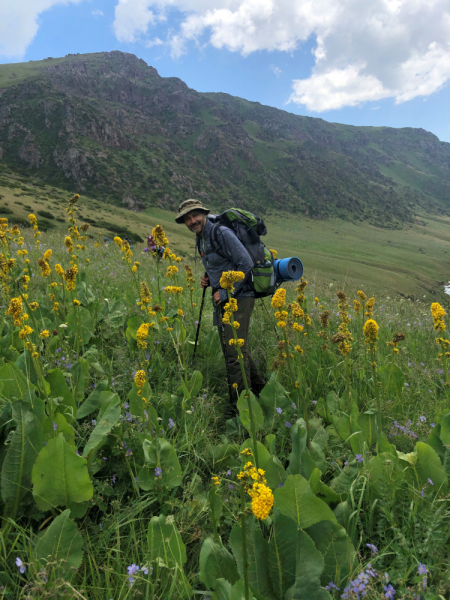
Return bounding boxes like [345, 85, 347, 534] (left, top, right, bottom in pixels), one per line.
[175, 199, 210, 224]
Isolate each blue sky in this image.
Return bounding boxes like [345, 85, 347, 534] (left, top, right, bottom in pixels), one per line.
[1, 0, 450, 142]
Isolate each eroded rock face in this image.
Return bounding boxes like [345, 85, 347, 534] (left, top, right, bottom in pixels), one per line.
[19, 134, 43, 168]
[53, 147, 92, 190]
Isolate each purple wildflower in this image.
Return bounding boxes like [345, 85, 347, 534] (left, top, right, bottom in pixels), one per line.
[15, 558, 26, 574]
[355, 454, 363, 463]
[285, 421, 292, 428]
[276, 407, 282, 414]
[418, 563, 427, 575]
[155, 467, 162, 477]
[366, 543, 378, 554]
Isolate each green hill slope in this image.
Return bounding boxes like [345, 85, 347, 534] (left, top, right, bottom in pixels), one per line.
[2, 171, 450, 298]
[1, 51, 450, 229]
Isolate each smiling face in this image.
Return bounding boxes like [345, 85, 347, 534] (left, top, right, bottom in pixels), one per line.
[183, 210, 207, 234]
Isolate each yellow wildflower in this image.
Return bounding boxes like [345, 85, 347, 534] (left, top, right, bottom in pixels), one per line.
[219, 270, 245, 291]
[212, 476, 220, 486]
[43, 249, 52, 261]
[431, 302, 446, 331]
[29, 302, 39, 311]
[114, 236, 123, 248]
[357, 290, 367, 301]
[134, 370, 146, 388]
[19, 325, 33, 339]
[40, 330, 50, 339]
[73, 299, 81, 306]
[269, 248, 278, 258]
[248, 482, 274, 520]
[272, 288, 286, 309]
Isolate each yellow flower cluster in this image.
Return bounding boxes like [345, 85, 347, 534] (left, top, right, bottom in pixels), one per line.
[134, 370, 146, 389]
[431, 302, 446, 332]
[222, 298, 238, 325]
[212, 476, 220, 486]
[40, 330, 50, 339]
[64, 265, 78, 292]
[363, 319, 379, 351]
[19, 325, 33, 339]
[229, 338, 244, 347]
[6, 297, 24, 325]
[248, 482, 274, 520]
[166, 265, 178, 277]
[38, 257, 51, 277]
[357, 290, 367, 301]
[164, 285, 183, 295]
[152, 225, 168, 247]
[296, 279, 308, 303]
[184, 264, 195, 287]
[293, 322, 304, 333]
[237, 461, 266, 485]
[291, 302, 304, 319]
[137, 282, 153, 312]
[220, 270, 245, 291]
[353, 300, 361, 313]
[137, 323, 151, 349]
[43, 249, 52, 261]
[114, 236, 122, 248]
[365, 297, 375, 318]
[73, 299, 81, 306]
[64, 236, 73, 253]
[331, 291, 353, 356]
[55, 264, 64, 277]
[269, 248, 278, 258]
[272, 288, 286, 309]
[29, 302, 39, 311]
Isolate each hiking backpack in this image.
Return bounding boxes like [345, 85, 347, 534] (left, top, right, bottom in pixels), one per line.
[208, 208, 276, 298]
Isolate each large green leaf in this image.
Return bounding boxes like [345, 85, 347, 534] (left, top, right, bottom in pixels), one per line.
[274, 474, 336, 529]
[365, 452, 404, 499]
[287, 419, 307, 476]
[67, 306, 93, 345]
[70, 361, 87, 405]
[199, 537, 239, 590]
[46, 368, 77, 423]
[439, 412, 450, 446]
[147, 514, 186, 569]
[179, 370, 203, 401]
[229, 517, 275, 600]
[139, 437, 182, 489]
[42, 414, 75, 447]
[309, 469, 347, 504]
[83, 392, 121, 456]
[1, 401, 44, 517]
[239, 439, 271, 471]
[358, 410, 379, 447]
[237, 391, 264, 433]
[215, 579, 256, 600]
[268, 514, 298, 599]
[127, 380, 152, 418]
[264, 456, 287, 491]
[32, 434, 93, 513]
[414, 442, 448, 493]
[126, 315, 144, 348]
[35, 510, 84, 581]
[77, 380, 109, 419]
[285, 529, 330, 600]
[259, 375, 290, 426]
[306, 520, 356, 587]
[0, 362, 34, 400]
[378, 364, 405, 395]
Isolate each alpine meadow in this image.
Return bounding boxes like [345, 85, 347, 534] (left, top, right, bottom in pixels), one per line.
[2, 50, 450, 600]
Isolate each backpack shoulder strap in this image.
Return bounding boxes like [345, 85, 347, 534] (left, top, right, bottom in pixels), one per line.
[209, 223, 228, 259]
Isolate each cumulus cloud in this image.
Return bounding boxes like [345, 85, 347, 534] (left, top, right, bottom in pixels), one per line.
[113, 0, 450, 111]
[270, 65, 283, 76]
[92, 9, 104, 16]
[0, 0, 83, 58]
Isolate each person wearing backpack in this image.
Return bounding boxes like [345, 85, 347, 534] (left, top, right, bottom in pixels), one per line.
[175, 198, 267, 418]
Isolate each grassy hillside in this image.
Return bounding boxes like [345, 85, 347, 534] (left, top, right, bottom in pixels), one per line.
[2, 171, 449, 298]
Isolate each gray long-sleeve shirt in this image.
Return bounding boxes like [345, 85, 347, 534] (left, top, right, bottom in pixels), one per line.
[196, 219, 254, 304]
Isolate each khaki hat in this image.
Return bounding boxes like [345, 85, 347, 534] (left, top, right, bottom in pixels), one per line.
[175, 199, 210, 224]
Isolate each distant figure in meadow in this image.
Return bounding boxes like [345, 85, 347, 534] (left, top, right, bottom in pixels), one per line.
[145, 232, 164, 258]
[175, 198, 266, 420]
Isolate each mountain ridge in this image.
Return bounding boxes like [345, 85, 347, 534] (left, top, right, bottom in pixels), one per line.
[1, 50, 449, 228]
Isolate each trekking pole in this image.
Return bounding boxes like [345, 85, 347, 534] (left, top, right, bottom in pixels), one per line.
[193, 284, 207, 359]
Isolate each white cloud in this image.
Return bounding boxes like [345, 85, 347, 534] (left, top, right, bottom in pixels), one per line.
[113, 0, 450, 111]
[92, 9, 104, 16]
[0, 0, 84, 58]
[145, 37, 164, 47]
[270, 65, 283, 76]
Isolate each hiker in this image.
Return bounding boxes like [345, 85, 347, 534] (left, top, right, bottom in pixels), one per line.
[175, 198, 266, 418]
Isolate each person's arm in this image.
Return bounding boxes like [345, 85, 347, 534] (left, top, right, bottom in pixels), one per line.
[217, 227, 253, 302]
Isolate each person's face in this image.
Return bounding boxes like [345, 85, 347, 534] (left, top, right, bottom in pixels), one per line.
[184, 210, 207, 234]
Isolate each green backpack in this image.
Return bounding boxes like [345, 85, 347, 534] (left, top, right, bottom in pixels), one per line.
[209, 208, 276, 298]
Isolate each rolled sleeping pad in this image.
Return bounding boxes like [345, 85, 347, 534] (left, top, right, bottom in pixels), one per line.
[274, 257, 304, 283]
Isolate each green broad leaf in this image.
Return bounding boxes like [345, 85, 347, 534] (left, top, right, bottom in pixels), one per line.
[140, 437, 182, 489]
[237, 391, 264, 433]
[330, 464, 360, 495]
[0, 362, 34, 400]
[414, 442, 448, 493]
[77, 380, 109, 419]
[268, 514, 298, 599]
[263, 456, 287, 492]
[287, 419, 307, 476]
[216, 579, 257, 600]
[284, 529, 330, 600]
[358, 410, 379, 447]
[147, 514, 186, 569]
[67, 306, 93, 345]
[83, 394, 121, 456]
[128, 381, 152, 418]
[306, 520, 356, 588]
[210, 488, 223, 522]
[35, 509, 84, 581]
[208, 443, 240, 470]
[440, 412, 450, 446]
[229, 517, 275, 600]
[1, 401, 44, 517]
[70, 361, 87, 405]
[274, 474, 336, 529]
[365, 453, 403, 499]
[309, 469, 347, 504]
[378, 364, 405, 395]
[15, 349, 40, 388]
[46, 369, 77, 423]
[42, 414, 75, 447]
[334, 501, 352, 529]
[125, 315, 144, 347]
[183, 370, 203, 400]
[199, 537, 239, 590]
[258, 375, 290, 425]
[332, 414, 351, 443]
[239, 439, 271, 471]
[173, 318, 186, 344]
[32, 434, 94, 512]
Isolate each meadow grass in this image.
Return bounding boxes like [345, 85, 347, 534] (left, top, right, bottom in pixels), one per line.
[1, 192, 450, 599]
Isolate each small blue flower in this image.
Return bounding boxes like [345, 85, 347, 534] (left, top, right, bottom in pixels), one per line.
[112, 474, 116, 484]
[168, 418, 175, 428]
[15, 558, 26, 574]
[276, 407, 282, 414]
[355, 454, 363, 463]
[384, 583, 396, 599]
[285, 421, 292, 428]
[418, 563, 427, 575]
[155, 467, 162, 477]
[53, 422, 58, 431]
[428, 478, 434, 485]
[421, 489, 425, 498]
[366, 543, 378, 554]
[278, 483, 284, 488]
[420, 415, 426, 422]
